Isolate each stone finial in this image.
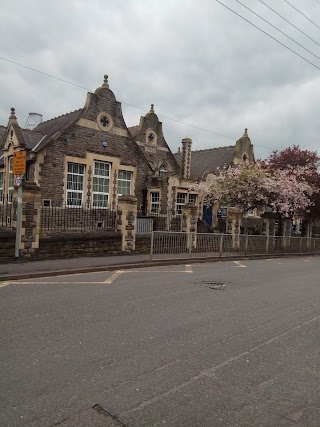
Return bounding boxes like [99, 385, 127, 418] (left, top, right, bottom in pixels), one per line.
[102, 74, 109, 88]
[244, 128, 248, 136]
[9, 107, 17, 120]
[150, 104, 154, 113]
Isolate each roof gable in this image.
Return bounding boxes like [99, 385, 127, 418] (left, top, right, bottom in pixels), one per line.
[175, 146, 236, 179]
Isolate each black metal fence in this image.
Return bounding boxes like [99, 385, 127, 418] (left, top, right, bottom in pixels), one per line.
[0, 202, 16, 228]
[40, 205, 117, 233]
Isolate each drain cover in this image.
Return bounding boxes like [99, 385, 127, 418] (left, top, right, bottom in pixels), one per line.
[199, 281, 226, 290]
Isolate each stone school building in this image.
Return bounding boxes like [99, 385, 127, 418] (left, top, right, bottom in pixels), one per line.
[0, 74, 255, 227]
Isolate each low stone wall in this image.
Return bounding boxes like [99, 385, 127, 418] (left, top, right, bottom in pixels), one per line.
[135, 235, 152, 253]
[0, 229, 15, 259]
[39, 232, 122, 258]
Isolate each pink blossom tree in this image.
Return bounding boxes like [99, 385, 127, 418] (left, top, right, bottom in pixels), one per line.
[192, 162, 315, 218]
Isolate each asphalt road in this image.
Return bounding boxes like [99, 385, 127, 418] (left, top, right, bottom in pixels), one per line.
[1, 257, 320, 427]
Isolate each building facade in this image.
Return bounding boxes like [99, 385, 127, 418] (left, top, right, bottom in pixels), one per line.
[0, 75, 255, 225]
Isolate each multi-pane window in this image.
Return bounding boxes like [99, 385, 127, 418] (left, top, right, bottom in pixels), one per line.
[8, 157, 15, 203]
[150, 191, 160, 214]
[176, 192, 186, 214]
[159, 164, 167, 176]
[188, 194, 197, 205]
[92, 161, 110, 207]
[117, 170, 132, 196]
[66, 163, 85, 206]
[0, 172, 3, 204]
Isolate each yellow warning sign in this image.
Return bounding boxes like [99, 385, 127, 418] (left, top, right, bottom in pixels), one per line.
[13, 151, 26, 175]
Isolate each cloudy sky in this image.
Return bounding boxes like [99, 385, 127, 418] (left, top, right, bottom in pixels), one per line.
[1, 0, 320, 159]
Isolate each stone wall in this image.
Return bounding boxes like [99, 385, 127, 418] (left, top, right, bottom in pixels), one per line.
[135, 235, 151, 253]
[0, 229, 15, 259]
[39, 232, 122, 258]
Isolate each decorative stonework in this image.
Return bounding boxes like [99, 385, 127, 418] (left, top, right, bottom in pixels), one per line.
[97, 112, 113, 132]
[112, 171, 117, 209]
[87, 165, 92, 206]
[117, 195, 137, 252]
[146, 129, 157, 145]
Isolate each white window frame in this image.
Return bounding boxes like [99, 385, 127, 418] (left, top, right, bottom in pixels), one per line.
[176, 192, 187, 215]
[66, 163, 85, 207]
[150, 191, 160, 214]
[117, 170, 132, 196]
[92, 160, 111, 208]
[188, 193, 197, 205]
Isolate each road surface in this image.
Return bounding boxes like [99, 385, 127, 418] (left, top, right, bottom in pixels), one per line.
[1, 256, 320, 426]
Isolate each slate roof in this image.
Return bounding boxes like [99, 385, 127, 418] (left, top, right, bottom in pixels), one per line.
[0, 125, 45, 166]
[128, 125, 140, 137]
[174, 146, 236, 179]
[33, 108, 84, 141]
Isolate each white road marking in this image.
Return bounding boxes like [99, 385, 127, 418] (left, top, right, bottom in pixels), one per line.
[1, 267, 194, 288]
[104, 270, 124, 284]
[0, 282, 9, 288]
[186, 265, 193, 273]
[233, 261, 247, 268]
[304, 259, 310, 262]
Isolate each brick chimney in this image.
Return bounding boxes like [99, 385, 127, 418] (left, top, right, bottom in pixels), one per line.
[181, 137, 192, 179]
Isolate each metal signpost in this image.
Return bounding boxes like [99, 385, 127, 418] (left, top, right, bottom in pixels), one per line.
[13, 151, 26, 258]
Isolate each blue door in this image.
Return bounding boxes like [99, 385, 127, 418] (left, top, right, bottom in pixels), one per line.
[203, 205, 213, 226]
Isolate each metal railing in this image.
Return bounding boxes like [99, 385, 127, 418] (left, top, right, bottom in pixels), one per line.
[137, 211, 182, 233]
[150, 232, 320, 260]
[137, 217, 154, 234]
[0, 202, 16, 228]
[40, 205, 117, 233]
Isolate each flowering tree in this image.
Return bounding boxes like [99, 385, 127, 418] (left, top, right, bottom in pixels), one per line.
[263, 145, 320, 219]
[192, 161, 315, 218]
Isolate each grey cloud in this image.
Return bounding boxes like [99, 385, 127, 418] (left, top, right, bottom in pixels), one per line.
[1, 0, 319, 161]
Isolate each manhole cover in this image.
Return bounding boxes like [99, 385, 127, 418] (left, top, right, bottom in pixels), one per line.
[199, 281, 226, 290]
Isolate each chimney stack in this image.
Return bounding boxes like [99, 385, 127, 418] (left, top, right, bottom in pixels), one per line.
[181, 137, 192, 179]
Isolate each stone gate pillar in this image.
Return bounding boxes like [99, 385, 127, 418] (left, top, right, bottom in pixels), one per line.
[228, 208, 241, 249]
[16, 182, 41, 258]
[182, 204, 198, 250]
[117, 195, 137, 252]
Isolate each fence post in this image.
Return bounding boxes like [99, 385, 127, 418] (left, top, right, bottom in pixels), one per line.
[245, 234, 249, 256]
[299, 237, 303, 255]
[117, 195, 138, 252]
[219, 234, 224, 258]
[266, 235, 269, 254]
[150, 231, 154, 261]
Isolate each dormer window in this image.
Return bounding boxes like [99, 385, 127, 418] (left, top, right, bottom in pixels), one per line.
[159, 164, 167, 176]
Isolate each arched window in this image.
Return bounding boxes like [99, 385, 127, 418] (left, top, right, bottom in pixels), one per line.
[159, 164, 167, 176]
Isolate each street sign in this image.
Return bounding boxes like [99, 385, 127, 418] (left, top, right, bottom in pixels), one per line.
[217, 208, 222, 218]
[13, 151, 26, 175]
[15, 175, 22, 187]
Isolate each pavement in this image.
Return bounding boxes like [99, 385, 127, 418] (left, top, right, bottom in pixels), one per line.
[0, 254, 154, 282]
[0, 251, 317, 282]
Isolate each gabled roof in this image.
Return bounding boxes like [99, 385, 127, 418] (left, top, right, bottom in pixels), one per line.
[34, 108, 84, 140]
[0, 125, 45, 166]
[174, 146, 235, 179]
